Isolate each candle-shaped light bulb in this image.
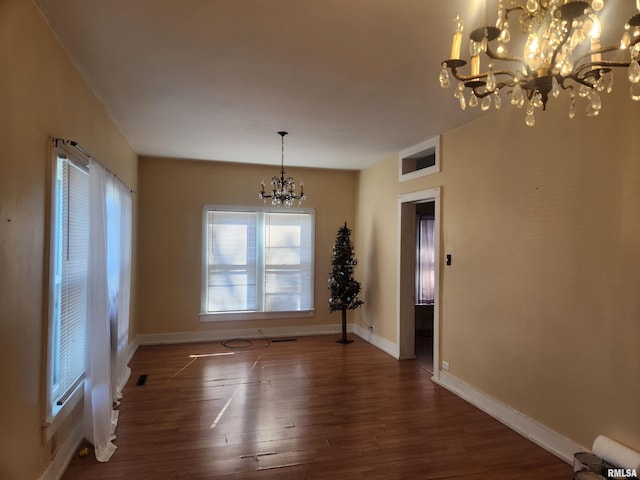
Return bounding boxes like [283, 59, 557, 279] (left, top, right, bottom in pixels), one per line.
[588, 14, 601, 39]
[525, 31, 540, 69]
[471, 55, 480, 76]
[591, 38, 602, 64]
[450, 12, 463, 59]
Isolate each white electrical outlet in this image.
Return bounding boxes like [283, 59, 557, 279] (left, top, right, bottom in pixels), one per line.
[442, 361, 450, 371]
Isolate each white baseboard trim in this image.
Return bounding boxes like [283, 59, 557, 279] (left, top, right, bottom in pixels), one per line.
[38, 420, 83, 480]
[135, 323, 346, 345]
[433, 370, 585, 464]
[352, 324, 399, 359]
[126, 337, 139, 364]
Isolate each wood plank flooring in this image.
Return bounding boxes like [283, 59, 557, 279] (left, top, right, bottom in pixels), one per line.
[62, 335, 571, 479]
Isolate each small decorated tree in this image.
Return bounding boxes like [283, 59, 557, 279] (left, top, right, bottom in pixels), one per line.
[328, 222, 364, 344]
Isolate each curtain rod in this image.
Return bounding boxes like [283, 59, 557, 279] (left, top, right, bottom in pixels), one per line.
[52, 137, 136, 194]
[56, 138, 93, 160]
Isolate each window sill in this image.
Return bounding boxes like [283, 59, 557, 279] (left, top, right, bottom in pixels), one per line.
[199, 310, 315, 322]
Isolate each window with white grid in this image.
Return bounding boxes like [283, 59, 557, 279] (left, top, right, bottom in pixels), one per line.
[202, 206, 314, 319]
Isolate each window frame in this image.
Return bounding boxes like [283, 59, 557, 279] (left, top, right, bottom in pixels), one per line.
[200, 205, 315, 322]
[44, 145, 89, 440]
[398, 136, 441, 182]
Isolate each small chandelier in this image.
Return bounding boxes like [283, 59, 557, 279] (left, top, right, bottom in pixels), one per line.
[439, 1, 640, 126]
[259, 131, 306, 207]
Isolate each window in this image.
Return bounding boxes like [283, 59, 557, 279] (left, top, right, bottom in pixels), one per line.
[46, 150, 89, 429]
[201, 206, 314, 320]
[398, 136, 440, 182]
[416, 208, 435, 305]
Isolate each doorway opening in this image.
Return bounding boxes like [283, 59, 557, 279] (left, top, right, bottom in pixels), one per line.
[397, 188, 440, 381]
[415, 201, 435, 373]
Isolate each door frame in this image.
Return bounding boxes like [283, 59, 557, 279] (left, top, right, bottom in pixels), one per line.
[397, 187, 441, 380]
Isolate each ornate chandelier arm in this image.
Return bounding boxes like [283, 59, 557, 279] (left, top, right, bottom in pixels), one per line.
[572, 42, 636, 80]
[448, 66, 519, 100]
[573, 36, 640, 76]
[570, 61, 631, 89]
[485, 45, 531, 73]
[449, 64, 519, 85]
[574, 44, 625, 65]
[471, 79, 519, 99]
[504, 3, 526, 16]
[573, 60, 631, 78]
[484, 45, 519, 65]
[581, 60, 633, 72]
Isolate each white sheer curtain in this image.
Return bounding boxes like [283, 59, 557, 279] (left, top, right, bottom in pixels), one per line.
[85, 160, 132, 462]
[108, 178, 132, 403]
[416, 214, 435, 305]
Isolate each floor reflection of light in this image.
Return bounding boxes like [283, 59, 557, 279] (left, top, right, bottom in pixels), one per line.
[189, 352, 235, 358]
[173, 352, 235, 379]
[210, 397, 233, 429]
[210, 355, 262, 430]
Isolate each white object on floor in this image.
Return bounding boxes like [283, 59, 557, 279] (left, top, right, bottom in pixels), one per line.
[592, 435, 640, 471]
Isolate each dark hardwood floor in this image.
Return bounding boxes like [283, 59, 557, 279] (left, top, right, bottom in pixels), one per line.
[62, 335, 571, 479]
[415, 330, 434, 373]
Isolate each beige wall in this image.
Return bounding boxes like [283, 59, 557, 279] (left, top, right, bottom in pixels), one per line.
[0, 1, 137, 478]
[136, 156, 358, 337]
[356, 158, 400, 341]
[356, 87, 640, 452]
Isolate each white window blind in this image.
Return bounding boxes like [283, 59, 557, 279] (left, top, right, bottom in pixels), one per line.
[203, 207, 314, 315]
[50, 155, 89, 409]
[264, 212, 312, 311]
[205, 210, 257, 312]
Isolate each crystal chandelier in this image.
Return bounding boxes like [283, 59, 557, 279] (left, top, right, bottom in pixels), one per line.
[259, 131, 306, 207]
[439, 1, 640, 126]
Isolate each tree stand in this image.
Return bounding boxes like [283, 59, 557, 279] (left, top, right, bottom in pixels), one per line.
[336, 308, 353, 344]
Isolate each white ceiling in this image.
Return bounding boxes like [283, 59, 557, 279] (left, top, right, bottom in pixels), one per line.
[33, 0, 634, 169]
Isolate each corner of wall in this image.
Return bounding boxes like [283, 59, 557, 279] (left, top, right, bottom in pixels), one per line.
[352, 324, 399, 359]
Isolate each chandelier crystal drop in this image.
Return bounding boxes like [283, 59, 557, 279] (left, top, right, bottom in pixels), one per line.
[440, 1, 640, 126]
[258, 131, 306, 207]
